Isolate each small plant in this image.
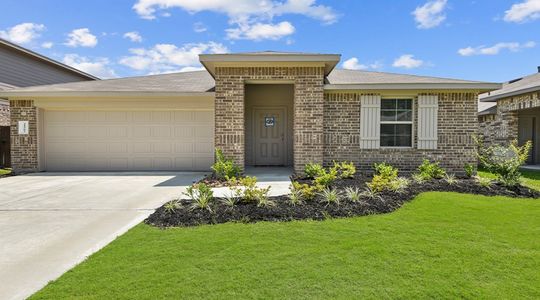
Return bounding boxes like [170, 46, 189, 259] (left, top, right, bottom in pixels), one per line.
[412, 173, 426, 184]
[477, 140, 532, 187]
[319, 188, 341, 205]
[184, 183, 214, 211]
[291, 181, 323, 201]
[229, 176, 273, 205]
[417, 159, 446, 180]
[211, 148, 241, 180]
[366, 163, 399, 193]
[288, 186, 304, 206]
[331, 161, 356, 179]
[464, 163, 475, 178]
[221, 191, 238, 207]
[344, 186, 361, 202]
[444, 174, 458, 185]
[304, 163, 326, 179]
[475, 176, 492, 188]
[314, 168, 338, 187]
[389, 177, 410, 193]
[164, 200, 181, 213]
[256, 189, 275, 207]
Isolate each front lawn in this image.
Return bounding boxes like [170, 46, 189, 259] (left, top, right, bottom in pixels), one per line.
[32, 192, 540, 299]
[479, 168, 540, 191]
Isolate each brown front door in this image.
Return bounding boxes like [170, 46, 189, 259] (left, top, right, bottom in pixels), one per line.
[519, 116, 536, 164]
[253, 107, 286, 166]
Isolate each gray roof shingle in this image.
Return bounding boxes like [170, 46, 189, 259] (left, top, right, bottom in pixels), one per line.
[327, 69, 486, 84]
[479, 72, 540, 102]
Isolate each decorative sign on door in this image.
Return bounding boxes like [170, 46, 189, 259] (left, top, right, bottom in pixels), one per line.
[265, 116, 275, 127]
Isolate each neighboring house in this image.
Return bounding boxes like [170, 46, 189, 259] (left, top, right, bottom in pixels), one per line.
[0, 38, 97, 167]
[479, 68, 540, 164]
[0, 51, 499, 174]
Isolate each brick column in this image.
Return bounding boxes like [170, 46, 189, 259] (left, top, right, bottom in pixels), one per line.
[10, 100, 38, 173]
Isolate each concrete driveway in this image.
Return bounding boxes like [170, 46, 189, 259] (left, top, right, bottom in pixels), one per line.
[0, 172, 204, 300]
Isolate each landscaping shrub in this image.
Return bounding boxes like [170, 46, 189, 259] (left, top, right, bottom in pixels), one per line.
[367, 163, 399, 193]
[304, 163, 326, 179]
[477, 140, 532, 187]
[464, 163, 475, 178]
[444, 174, 458, 185]
[344, 187, 361, 202]
[211, 148, 241, 180]
[314, 168, 338, 187]
[228, 176, 271, 204]
[184, 183, 214, 211]
[291, 181, 322, 201]
[417, 159, 446, 180]
[331, 161, 356, 179]
[319, 188, 341, 205]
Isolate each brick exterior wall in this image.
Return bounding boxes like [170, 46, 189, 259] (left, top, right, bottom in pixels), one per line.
[0, 102, 9, 126]
[214, 66, 325, 173]
[324, 92, 478, 174]
[10, 100, 38, 172]
[477, 91, 540, 147]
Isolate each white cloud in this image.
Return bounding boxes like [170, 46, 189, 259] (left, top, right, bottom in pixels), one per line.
[412, 0, 448, 29]
[132, 0, 338, 40]
[504, 0, 540, 23]
[193, 22, 207, 33]
[62, 54, 117, 79]
[119, 41, 228, 74]
[341, 57, 382, 70]
[226, 21, 295, 40]
[123, 31, 143, 42]
[392, 54, 424, 69]
[0, 23, 45, 44]
[65, 28, 98, 47]
[458, 41, 536, 56]
[41, 41, 53, 49]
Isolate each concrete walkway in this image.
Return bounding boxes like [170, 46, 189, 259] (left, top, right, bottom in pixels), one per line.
[0, 172, 204, 300]
[212, 167, 293, 197]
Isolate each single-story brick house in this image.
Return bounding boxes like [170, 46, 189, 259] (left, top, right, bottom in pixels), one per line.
[0, 51, 500, 174]
[479, 68, 540, 164]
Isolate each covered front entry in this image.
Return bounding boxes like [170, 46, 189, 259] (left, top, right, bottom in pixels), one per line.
[519, 107, 540, 164]
[245, 84, 294, 167]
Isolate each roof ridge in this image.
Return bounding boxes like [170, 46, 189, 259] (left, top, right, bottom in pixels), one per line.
[333, 68, 487, 83]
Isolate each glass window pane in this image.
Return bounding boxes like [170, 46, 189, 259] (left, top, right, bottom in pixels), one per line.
[396, 135, 412, 147]
[380, 124, 395, 135]
[381, 110, 396, 121]
[380, 136, 395, 147]
[381, 99, 396, 109]
[397, 99, 412, 109]
[395, 124, 412, 135]
[395, 110, 412, 121]
[379, 124, 412, 147]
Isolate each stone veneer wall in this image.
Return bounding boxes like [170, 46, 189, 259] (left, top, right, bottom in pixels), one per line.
[0, 102, 9, 127]
[10, 100, 38, 172]
[214, 66, 325, 173]
[324, 92, 478, 174]
[477, 91, 540, 147]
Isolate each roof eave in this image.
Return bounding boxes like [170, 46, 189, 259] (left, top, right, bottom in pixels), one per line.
[0, 91, 215, 98]
[324, 82, 502, 92]
[480, 86, 540, 102]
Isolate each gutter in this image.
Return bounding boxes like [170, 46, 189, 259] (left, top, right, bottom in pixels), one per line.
[0, 91, 215, 98]
[479, 86, 540, 102]
[324, 82, 502, 91]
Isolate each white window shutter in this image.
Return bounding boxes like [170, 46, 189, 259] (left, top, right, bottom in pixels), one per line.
[417, 95, 438, 149]
[360, 95, 381, 149]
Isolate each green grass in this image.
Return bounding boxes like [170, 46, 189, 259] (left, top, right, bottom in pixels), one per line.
[0, 168, 11, 176]
[478, 168, 540, 191]
[32, 192, 540, 299]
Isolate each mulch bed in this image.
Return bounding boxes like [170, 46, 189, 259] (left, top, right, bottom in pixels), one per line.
[195, 173, 230, 187]
[146, 177, 540, 228]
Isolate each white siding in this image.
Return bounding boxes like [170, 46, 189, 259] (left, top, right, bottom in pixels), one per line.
[360, 95, 381, 149]
[417, 95, 438, 149]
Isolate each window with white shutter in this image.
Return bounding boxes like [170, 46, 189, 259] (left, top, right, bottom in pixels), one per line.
[417, 95, 438, 149]
[360, 95, 381, 149]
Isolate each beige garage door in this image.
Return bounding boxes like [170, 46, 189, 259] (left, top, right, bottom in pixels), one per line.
[43, 110, 214, 171]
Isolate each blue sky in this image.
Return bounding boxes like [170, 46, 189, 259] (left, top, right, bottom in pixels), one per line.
[1, 0, 539, 82]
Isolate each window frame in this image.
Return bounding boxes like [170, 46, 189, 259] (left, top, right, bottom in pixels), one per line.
[379, 97, 415, 149]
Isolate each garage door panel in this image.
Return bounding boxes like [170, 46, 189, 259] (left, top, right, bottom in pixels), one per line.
[44, 110, 214, 171]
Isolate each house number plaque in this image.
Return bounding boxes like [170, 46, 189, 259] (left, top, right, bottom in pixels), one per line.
[265, 116, 275, 127]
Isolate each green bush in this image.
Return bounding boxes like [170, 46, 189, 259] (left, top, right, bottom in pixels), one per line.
[367, 163, 399, 193]
[304, 163, 326, 179]
[291, 181, 323, 201]
[229, 176, 272, 205]
[478, 140, 532, 187]
[211, 148, 241, 180]
[319, 188, 341, 205]
[417, 159, 446, 180]
[464, 163, 475, 178]
[331, 161, 356, 179]
[314, 168, 338, 187]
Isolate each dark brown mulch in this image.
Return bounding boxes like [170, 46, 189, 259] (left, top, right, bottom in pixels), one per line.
[146, 177, 539, 228]
[195, 173, 229, 187]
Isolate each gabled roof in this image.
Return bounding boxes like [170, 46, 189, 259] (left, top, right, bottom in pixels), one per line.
[479, 72, 540, 102]
[0, 81, 17, 91]
[0, 38, 99, 80]
[326, 69, 500, 91]
[478, 100, 497, 115]
[0, 71, 214, 97]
